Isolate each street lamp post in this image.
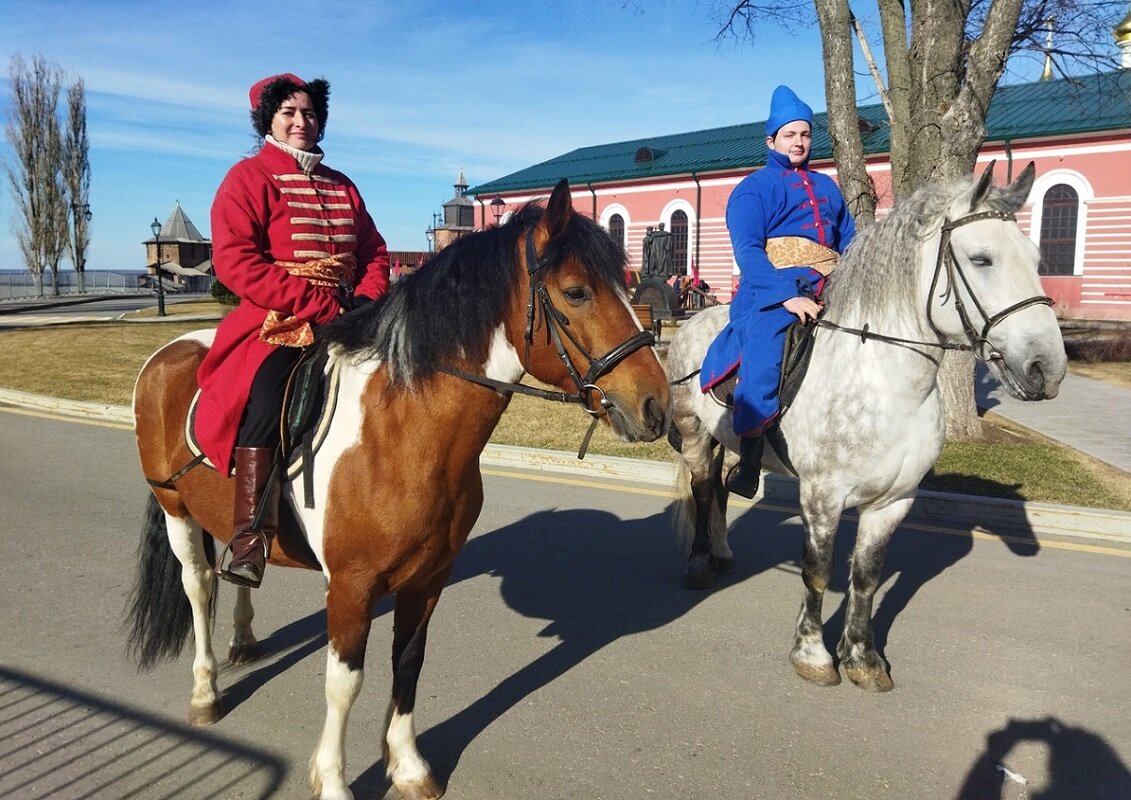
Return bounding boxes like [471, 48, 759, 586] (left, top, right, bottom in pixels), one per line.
[72, 203, 92, 293]
[490, 194, 505, 226]
[150, 217, 167, 317]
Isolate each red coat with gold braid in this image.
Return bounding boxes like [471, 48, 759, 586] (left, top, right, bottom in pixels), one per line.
[195, 139, 390, 472]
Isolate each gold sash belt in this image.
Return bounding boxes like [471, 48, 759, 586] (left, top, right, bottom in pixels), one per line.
[766, 236, 839, 276]
[260, 253, 357, 348]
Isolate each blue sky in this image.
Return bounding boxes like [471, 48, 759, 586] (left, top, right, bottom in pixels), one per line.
[0, 0, 1055, 271]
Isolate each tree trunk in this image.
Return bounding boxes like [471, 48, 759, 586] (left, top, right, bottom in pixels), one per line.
[939, 351, 983, 440]
[878, 0, 912, 198]
[815, 0, 877, 224]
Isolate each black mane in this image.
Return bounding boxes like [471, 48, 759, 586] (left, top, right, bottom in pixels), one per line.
[321, 202, 628, 385]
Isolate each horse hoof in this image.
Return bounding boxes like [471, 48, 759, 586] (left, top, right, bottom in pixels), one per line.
[188, 700, 226, 726]
[844, 665, 894, 693]
[710, 555, 735, 573]
[683, 555, 714, 590]
[229, 641, 262, 665]
[395, 775, 445, 800]
[791, 660, 841, 687]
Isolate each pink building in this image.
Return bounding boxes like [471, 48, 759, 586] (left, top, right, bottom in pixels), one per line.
[468, 70, 1131, 320]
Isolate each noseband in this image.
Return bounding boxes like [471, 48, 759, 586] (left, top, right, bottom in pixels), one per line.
[437, 228, 655, 457]
[819, 208, 1053, 361]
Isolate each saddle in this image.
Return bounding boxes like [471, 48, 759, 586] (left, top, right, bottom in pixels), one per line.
[708, 319, 818, 415]
[185, 344, 343, 509]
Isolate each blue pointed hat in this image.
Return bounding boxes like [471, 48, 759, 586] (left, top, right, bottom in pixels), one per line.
[766, 85, 813, 137]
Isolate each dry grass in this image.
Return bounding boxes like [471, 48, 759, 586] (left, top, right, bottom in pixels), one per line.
[1064, 334, 1131, 389]
[1, 303, 1128, 510]
[0, 322, 218, 405]
[1068, 361, 1131, 390]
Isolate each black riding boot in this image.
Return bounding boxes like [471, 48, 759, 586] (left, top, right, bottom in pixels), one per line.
[220, 447, 278, 589]
[725, 436, 764, 499]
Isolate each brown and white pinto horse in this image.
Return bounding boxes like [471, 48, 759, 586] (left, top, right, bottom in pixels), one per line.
[127, 179, 669, 800]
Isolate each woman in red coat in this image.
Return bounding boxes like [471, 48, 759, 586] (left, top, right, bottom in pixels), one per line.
[195, 73, 391, 588]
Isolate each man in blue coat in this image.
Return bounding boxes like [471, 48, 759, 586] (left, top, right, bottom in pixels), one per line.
[700, 85, 856, 497]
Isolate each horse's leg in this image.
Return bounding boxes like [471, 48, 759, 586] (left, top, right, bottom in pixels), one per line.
[709, 447, 734, 572]
[674, 418, 728, 588]
[837, 500, 908, 693]
[680, 433, 732, 590]
[790, 492, 844, 687]
[228, 586, 261, 665]
[164, 514, 226, 725]
[310, 576, 374, 800]
[382, 581, 447, 800]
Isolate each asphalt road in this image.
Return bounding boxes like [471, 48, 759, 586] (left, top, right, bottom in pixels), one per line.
[0, 293, 210, 327]
[1, 407, 1129, 799]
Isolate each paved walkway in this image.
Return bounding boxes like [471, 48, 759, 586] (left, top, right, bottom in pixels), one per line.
[976, 362, 1131, 473]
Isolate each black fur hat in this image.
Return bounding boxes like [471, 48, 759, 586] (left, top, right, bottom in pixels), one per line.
[249, 74, 330, 142]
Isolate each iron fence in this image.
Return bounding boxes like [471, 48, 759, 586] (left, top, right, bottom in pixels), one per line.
[0, 271, 147, 300]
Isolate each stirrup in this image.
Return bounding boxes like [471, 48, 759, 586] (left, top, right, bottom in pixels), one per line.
[218, 535, 269, 589]
[724, 463, 760, 499]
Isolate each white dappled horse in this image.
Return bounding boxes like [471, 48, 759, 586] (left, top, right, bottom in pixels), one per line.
[666, 162, 1066, 691]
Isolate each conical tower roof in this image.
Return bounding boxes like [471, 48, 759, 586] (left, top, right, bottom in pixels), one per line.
[149, 202, 207, 243]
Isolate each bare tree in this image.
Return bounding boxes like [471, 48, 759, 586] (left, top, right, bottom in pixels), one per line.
[4, 54, 68, 297]
[711, 0, 1124, 439]
[64, 78, 91, 293]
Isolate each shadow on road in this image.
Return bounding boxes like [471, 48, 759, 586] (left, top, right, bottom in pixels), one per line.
[955, 716, 1131, 799]
[0, 663, 287, 799]
[180, 487, 1045, 798]
[715, 484, 1040, 686]
[350, 503, 798, 795]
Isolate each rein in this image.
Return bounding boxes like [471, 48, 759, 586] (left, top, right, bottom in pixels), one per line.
[818, 209, 1053, 361]
[438, 228, 656, 459]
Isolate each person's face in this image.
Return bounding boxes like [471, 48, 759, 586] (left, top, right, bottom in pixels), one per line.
[270, 91, 319, 151]
[767, 120, 812, 167]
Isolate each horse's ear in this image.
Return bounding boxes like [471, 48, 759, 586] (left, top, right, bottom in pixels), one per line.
[1007, 161, 1037, 207]
[542, 178, 574, 239]
[970, 160, 996, 211]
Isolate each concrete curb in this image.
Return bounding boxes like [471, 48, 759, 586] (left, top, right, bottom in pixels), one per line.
[2, 388, 1128, 544]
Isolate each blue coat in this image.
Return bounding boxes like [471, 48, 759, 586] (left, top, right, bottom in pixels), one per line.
[701, 149, 855, 435]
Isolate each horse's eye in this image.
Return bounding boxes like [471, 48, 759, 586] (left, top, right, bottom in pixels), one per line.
[562, 286, 591, 305]
[970, 253, 993, 268]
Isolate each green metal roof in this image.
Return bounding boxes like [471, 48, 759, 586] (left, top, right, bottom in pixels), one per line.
[468, 70, 1131, 197]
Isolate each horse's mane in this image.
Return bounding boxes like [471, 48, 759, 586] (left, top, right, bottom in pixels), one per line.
[322, 202, 628, 385]
[824, 175, 1026, 321]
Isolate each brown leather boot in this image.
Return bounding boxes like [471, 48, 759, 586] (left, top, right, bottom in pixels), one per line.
[220, 447, 278, 589]
[724, 436, 764, 499]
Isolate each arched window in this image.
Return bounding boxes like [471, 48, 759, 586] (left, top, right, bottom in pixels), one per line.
[1039, 184, 1079, 276]
[608, 213, 625, 250]
[670, 210, 688, 272]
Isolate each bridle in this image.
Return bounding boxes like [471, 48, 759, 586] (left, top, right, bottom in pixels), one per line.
[817, 208, 1053, 362]
[438, 227, 656, 457]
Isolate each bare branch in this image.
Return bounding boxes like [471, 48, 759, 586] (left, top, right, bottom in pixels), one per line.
[850, 7, 893, 117]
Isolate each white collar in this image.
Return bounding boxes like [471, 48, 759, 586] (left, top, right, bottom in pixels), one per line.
[265, 134, 324, 176]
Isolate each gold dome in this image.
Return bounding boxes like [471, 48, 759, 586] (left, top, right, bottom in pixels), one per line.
[1116, 4, 1131, 44]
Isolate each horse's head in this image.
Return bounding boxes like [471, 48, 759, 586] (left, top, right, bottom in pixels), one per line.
[926, 161, 1066, 400]
[515, 179, 670, 441]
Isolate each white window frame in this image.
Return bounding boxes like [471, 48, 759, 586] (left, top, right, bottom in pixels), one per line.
[1028, 169, 1092, 277]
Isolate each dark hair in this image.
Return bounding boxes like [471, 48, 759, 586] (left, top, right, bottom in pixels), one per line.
[250, 78, 330, 142]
